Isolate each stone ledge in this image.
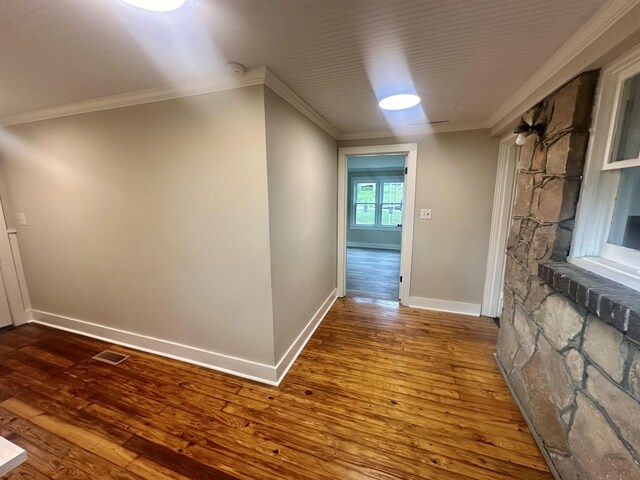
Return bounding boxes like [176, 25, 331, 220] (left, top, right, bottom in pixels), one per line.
[539, 262, 640, 344]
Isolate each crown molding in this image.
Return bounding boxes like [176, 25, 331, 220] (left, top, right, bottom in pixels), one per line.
[489, 0, 640, 136]
[263, 68, 339, 139]
[337, 120, 490, 141]
[0, 67, 269, 127]
[0, 65, 342, 141]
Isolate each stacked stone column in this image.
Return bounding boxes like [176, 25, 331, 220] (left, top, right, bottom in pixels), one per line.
[497, 71, 640, 479]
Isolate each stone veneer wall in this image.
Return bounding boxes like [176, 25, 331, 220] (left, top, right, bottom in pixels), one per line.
[496, 71, 640, 480]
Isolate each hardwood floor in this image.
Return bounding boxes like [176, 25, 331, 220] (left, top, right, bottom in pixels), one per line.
[346, 247, 401, 300]
[0, 298, 551, 480]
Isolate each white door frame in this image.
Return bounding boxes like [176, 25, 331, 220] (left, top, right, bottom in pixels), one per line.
[0, 193, 30, 326]
[337, 143, 418, 304]
[481, 134, 519, 317]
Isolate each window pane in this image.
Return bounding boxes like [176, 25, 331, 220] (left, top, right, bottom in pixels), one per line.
[355, 203, 376, 225]
[609, 166, 640, 250]
[381, 204, 403, 226]
[355, 182, 376, 203]
[612, 72, 640, 162]
[382, 182, 404, 203]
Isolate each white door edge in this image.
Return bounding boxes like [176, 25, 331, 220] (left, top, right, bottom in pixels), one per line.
[481, 134, 519, 318]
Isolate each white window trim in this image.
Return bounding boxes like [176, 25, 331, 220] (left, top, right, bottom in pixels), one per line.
[350, 176, 404, 230]
[569, 44, 640, 290]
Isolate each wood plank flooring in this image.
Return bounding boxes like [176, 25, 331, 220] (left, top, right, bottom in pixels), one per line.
[0, 298, 551, 479]
[346, 247, 401, 300]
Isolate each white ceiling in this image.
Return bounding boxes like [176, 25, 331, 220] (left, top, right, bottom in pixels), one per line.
[0, 0, 606, 135]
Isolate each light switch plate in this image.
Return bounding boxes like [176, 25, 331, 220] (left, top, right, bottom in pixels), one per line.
[420, 209, 432, 220]
[16, 213, 27, 226]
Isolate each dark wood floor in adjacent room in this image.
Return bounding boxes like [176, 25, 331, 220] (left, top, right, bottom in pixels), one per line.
[0, 298, 552, 480]
[346, 247, 401, 301]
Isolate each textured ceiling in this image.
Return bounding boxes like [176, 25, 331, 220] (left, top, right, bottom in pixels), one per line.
[0, 0, 606, 135]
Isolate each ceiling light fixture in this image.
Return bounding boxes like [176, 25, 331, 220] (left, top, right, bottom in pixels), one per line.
[119, 0, 186, 12]
[378, 94, 421, 111]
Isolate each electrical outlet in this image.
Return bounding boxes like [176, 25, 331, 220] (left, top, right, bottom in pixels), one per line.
[420, 209, 432, 220]
[16, 213, 27, 226]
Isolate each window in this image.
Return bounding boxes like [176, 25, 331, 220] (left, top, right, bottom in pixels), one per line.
[609, 73, 640, 166]
[352, 177, 404, 228]
[608, 167, 640, 250]
[571, 46, 640, 291]
[353, 181, 377, 225]
[381, 181, 404, 226]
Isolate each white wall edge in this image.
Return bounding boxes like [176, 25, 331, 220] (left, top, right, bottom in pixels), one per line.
[264, 69, 339, 139]
[347, 242, 401, 251]
[489, 0, 640, 136]
[274, 289, 338, 385]
[29, 309, 280, 385]
[406, 296, 481, 317]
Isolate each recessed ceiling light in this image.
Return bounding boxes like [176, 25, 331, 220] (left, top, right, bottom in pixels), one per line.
[378, 94, 421, 111]
[119, 0, 186, 12]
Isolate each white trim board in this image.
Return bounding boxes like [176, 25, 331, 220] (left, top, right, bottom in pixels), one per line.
[8, 232, 32, 313]
[490, 0, 640, 136]
[30, 310, 280, 384]
[347, 242, 401, 251]
[29, 289, 337, 386]
[481, 134, 519, 318]
[0, 196, 30, 326]
[338, 144, 417, 305]
[406, 296, 482, 317]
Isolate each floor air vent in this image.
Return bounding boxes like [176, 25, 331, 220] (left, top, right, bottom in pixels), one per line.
[92, 350, 130, 365]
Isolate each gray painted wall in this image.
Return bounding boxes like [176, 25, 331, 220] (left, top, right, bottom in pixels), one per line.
[264, 87, 338, 362]
[0, 85, 278, 364]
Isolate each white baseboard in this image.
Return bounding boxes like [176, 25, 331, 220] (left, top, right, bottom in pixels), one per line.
[275, 289, 337, 381]
[405, 296, 481, 316]
[28, 288, 338, 386]
[30, 309, 280, 385]
[347, 242, 401, 251]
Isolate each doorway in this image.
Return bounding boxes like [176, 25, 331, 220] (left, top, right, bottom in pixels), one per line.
[345, 154, 404, 300]
[337, 144, 417, 304]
